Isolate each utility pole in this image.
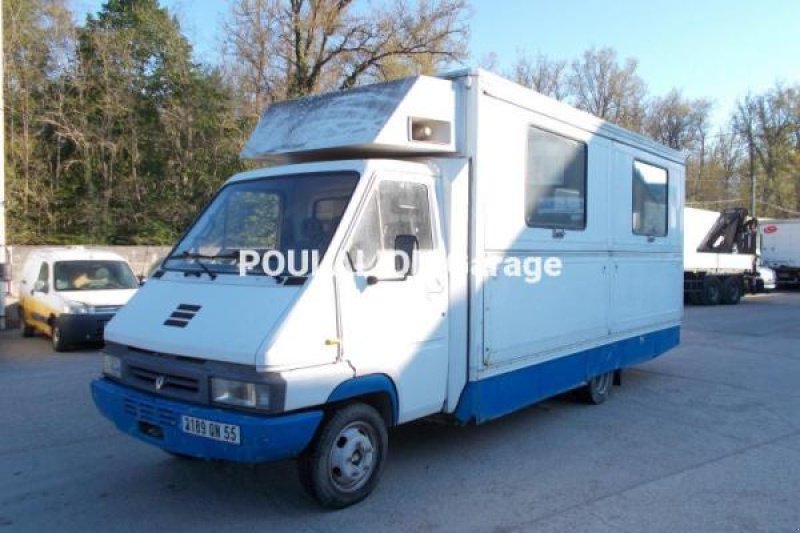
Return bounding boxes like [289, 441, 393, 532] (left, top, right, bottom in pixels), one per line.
[749, 144, 756, 218]
[0, 3, 7, 330]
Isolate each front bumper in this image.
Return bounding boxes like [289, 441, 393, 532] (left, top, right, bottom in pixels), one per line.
[91, 378, 323, 463]
[57, 313, 115, 344]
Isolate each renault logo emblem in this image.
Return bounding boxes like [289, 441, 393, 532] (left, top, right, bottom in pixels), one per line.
[154, 375, 166, 390]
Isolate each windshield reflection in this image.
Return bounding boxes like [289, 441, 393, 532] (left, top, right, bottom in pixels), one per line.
[164, 172, 359, 276]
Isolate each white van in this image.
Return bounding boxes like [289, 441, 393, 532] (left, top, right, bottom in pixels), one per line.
[19, 247, 139, 351]
[92, 70, 685, 508]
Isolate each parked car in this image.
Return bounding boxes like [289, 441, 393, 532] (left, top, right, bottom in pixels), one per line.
[760, 219, 800, 288]
[757, 265, 777, 292]
[19, 247, 140, 351]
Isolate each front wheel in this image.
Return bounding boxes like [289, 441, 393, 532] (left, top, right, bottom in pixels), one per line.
[299, 403, 388, 509]
[575, 371, 613, 405]
[51, 324, 68, 352]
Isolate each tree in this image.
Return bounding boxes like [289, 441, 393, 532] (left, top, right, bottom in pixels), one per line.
[733, 85, 800, 217]
[644, 89, 711, 152]
[222, 0, 470, 110]
[643, 89, 713, 204]
[568, 47, 647, 131]
[4, 0, 245, 244]
[3, 0, 75, 242]
[510, 51, 568, 101]
[220, 0, 285, 122]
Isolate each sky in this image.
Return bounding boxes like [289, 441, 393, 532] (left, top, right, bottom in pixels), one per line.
[70, 0, 800, 128]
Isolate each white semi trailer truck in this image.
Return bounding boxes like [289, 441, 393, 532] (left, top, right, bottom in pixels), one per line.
[683, 207, 759, 305]
[91, 69, 685, 508]
[760, 219, 800, 288]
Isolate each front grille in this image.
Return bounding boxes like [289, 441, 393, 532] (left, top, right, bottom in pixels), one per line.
[128, 364, 200, 394]
[94, 305, 121, 313]
[123, 397, 178, 427]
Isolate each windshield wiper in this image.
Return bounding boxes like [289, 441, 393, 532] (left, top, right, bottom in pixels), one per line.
[191, 258, 217, 280]
[168, 250, 239, 261]
[168, 250, 240, 280]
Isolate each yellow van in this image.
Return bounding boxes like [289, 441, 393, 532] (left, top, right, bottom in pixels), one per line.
[19, 247, 140, 351]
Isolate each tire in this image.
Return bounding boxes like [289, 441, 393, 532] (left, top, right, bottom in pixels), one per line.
[575, 371, 613, 405]
[721, 277, 743, 305]
[51, 324, 68, 352]
[21, 320, 35, 338]
[700, 276, 722, 306]
[299, 403, 388, 509]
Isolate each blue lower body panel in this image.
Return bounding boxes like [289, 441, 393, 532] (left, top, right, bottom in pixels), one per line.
[91, 379, 323, 463]
[455, 326, 680, 424]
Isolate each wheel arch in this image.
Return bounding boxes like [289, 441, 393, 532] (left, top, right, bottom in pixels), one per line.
[326, 374, 399, 427]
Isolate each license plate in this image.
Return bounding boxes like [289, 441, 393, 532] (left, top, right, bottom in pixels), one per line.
[181, 415, 241, 445]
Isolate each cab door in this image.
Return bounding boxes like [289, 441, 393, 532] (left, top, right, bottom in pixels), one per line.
[334, 170, 449, 423]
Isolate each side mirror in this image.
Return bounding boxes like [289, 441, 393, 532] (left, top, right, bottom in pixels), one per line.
[393, 234, 419, 277]
[137, 275, 146, 286]
[33, 280, 48, 293]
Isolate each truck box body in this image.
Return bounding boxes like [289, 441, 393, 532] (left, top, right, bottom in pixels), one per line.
[91, 70, 685, 506]
[760, 219, 800, 285]
[761, 219, 800, 268]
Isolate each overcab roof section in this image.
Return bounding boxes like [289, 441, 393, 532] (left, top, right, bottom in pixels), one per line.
[240, 76, 457, 164]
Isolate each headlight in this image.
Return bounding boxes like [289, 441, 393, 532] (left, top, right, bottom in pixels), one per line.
[63, 301, 94, 314]
[211, 378, 271, 409]
[103, 355, 122, 379]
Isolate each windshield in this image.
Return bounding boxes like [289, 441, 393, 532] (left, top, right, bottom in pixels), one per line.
[164, 172, 359, 275]
[54, 260, 139, 291]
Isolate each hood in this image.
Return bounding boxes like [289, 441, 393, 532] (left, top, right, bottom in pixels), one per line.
[104, 276, 301, 365]
[60, 289, 137, 307]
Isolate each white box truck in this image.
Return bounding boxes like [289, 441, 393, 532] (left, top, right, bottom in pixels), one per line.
[683, 207, 759, 305]
[760, 219, 800, 287]
[91, 69, 685, 508]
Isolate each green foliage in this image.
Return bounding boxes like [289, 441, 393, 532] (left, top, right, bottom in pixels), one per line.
[3, 0, 798, 247]
[4, 0, 245, 245]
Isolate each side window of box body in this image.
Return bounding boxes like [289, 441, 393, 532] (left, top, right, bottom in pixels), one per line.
[525, 126, 588, 231]
[632, 159, 669, 238]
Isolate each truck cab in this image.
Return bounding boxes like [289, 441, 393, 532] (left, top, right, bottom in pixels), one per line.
[94, 158, 452, 507]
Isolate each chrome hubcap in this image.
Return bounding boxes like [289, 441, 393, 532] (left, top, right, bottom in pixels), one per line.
[328, 422, 376, 493]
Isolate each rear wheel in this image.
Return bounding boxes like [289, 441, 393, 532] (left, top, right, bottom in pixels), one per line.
[721, 277, 743, 305]
[21, 320, 35, 338]
[575, 371, 613, 405]
[299, 403, 388, 509]
[700, 276, 722, 306]
[687, 291, 701, 305]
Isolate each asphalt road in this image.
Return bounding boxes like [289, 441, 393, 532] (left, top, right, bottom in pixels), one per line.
[1, 293, 799, 532]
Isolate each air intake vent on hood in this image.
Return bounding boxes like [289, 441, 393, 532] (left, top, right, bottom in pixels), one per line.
[164, 304, 201, 328]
